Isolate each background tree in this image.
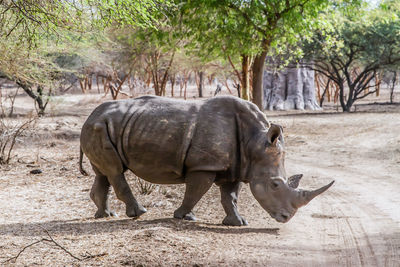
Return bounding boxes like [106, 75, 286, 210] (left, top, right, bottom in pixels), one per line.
[0, 0, 169, 114]
[0, 1, 86, 115]
[177, 0, 349, 109]
[302, 3, 400, 111]
[178, 1, 259, 100]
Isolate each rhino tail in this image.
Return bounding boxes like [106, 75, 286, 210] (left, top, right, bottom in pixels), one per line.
[79, 146, 89, 176]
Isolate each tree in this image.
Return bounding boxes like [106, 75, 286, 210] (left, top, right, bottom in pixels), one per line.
[263, 60, 321, 110]
[0, 38, 57, 115]
[302, 3, 400, 111]
[108, 15, 181, 96]
[178, 0, 344, 109]
[0, 0, 169, 114]
[0, 1, 85, 115]
[178, 1, 259, 100]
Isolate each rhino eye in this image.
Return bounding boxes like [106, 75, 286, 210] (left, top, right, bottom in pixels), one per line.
[272, 181, 280, 189]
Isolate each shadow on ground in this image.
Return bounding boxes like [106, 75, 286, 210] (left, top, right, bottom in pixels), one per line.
[0, 217, 280, 237]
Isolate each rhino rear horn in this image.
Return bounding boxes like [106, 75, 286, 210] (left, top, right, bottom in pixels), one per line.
[288, 174, 303, 188]
[295, 180, 334, 207]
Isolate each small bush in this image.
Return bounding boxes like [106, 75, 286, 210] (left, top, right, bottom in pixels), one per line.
[0, 116, 36, 164]
[134, 175, 157, 195]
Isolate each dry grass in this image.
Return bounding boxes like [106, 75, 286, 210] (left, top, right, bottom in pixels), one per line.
[0, 90, 399, 266]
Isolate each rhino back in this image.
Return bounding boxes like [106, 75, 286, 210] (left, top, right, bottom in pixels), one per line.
[81, 95, 269, 184]
[185, 96, 268, 183]
[121, 97, 200, 183]
[81, 96, 201, 183]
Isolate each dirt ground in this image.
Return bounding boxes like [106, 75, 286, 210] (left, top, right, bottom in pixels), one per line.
[0, 91, 399, 266]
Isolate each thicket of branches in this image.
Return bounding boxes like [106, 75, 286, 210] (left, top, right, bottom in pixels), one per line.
[0, 0, 399, 115]
[301, 0, 400, 111]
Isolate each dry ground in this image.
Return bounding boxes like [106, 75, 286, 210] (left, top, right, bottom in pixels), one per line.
[0, 91, 399, 266]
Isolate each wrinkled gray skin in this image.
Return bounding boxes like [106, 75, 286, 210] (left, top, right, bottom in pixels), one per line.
[79, 96, 333, 226]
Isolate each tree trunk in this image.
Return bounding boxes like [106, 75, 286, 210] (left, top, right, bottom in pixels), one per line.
[179, 75, 183, 97]
[223, 79, 233, 94]
[183, 71, 190, 100]
[128, 75, 135, 97]
[160, 52, 175, 97]
[263, 63, 321, 110]
[241, 55, 250, 100]
[16, 81, 49, 116]
[198, 71, 204, 98]
[302, 67, 321, 110]
[339, 84, 350, 112]
[252, 51, 268, 110]
[170, 74, 176, 97]
[345, 99, 353, 112]
[79, 79, 85, 93]
[184, 81, 187, 100]
[319, 79, 331, 107]
[390, 71, 396, 103]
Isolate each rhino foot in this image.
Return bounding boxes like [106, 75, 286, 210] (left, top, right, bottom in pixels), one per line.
[95, 210, 117, 219]
[174, 210, 196, 221]
[222, 215, 248, 226]
[126, 205, 147, 218]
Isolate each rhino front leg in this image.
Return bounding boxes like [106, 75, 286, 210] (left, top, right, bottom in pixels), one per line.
[108, 173, 147, 218]
[174, 171, 215, 221]
[220, 181, 248, 226]
[90, 166, 117, 218]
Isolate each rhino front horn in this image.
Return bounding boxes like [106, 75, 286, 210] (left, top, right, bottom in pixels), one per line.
[295, 180, 334, 207]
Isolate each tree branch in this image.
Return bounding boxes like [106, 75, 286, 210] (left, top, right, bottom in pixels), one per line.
[226, 53, 242, 85]
[2, 226, 106, 263]
[355, 88, 377, 100]
[226, 3, 266, 35]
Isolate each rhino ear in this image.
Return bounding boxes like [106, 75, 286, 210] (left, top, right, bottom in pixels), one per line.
[267, 124, 283, 146]
[288, 174, 303, 188]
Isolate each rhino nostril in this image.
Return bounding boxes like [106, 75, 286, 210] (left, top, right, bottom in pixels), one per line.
[281, 214, 289, 220]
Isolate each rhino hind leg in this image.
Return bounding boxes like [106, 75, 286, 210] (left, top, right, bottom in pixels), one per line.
[107, 173, 147, 218]
[174, 171, 215, 221]
[86, 125, 146, 218]
[90, 169, 116, 218]
[220, 181, 248, 226]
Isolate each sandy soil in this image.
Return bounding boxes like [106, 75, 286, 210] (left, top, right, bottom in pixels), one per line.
[0, 92, 399, 266]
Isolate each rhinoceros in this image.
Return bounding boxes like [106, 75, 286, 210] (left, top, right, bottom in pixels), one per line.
[79, 95, 333, 226]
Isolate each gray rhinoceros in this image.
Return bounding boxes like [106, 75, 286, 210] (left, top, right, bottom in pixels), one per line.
[79, 95, 333, 226]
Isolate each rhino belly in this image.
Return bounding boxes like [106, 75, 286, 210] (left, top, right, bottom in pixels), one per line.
[129, 165, 185, 184]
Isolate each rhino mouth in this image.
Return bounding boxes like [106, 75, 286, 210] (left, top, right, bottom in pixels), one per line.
[270, 211, 292, 223]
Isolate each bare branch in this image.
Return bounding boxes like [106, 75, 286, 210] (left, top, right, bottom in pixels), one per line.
[5, 117, 35, 164]
[226, 53, 242, 85]
[355, 88, 378, 100]
[2, 239, 46, 264]
[2, 226, 107, 263]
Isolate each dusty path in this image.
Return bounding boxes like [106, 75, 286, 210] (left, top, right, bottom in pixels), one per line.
[270, 111, 400, 266]
[0, 95, 399, 266]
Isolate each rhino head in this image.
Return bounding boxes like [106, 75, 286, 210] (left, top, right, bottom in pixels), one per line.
[248, 124, 334, 223]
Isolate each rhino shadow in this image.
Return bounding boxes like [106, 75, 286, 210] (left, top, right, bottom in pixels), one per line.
[0, 217, 280, 238]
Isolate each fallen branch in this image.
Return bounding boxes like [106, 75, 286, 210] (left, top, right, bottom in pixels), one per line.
[2, 239, 47, 264]
[2, 227, 106, 263]
[40, 226, 82, 261]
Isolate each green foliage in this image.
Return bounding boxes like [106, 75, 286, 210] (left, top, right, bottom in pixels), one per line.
[1, 0, 381, 113]
[302, 1, 400, 111]
[177, 0, 348, 61]
[0, 0, 87, 45]
[305, 2, 400, 72]
[173, 0, 357, 108]
[90, 0, 171, 28]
